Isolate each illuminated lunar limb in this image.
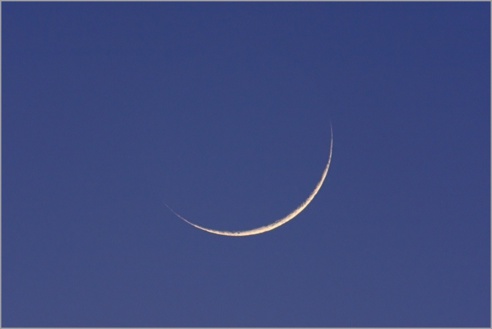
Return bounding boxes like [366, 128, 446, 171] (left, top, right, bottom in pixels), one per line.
[166, 124, 333, 237]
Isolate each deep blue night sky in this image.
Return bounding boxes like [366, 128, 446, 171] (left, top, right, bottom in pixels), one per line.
[3, 2, 490, 327]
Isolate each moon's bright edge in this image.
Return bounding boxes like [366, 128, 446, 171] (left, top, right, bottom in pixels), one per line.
[165, 124, 333, 237]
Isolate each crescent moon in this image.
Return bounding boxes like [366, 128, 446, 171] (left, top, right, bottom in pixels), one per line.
[166, 124, 333, 237]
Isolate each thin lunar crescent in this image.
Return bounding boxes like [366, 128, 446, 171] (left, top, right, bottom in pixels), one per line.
[165, 124, 333, 237]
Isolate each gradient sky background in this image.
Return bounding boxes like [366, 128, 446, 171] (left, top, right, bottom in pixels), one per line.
[3, 2, 490, 327]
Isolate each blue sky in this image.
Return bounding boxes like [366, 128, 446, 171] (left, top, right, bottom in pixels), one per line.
[3, 2, 490, 327]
